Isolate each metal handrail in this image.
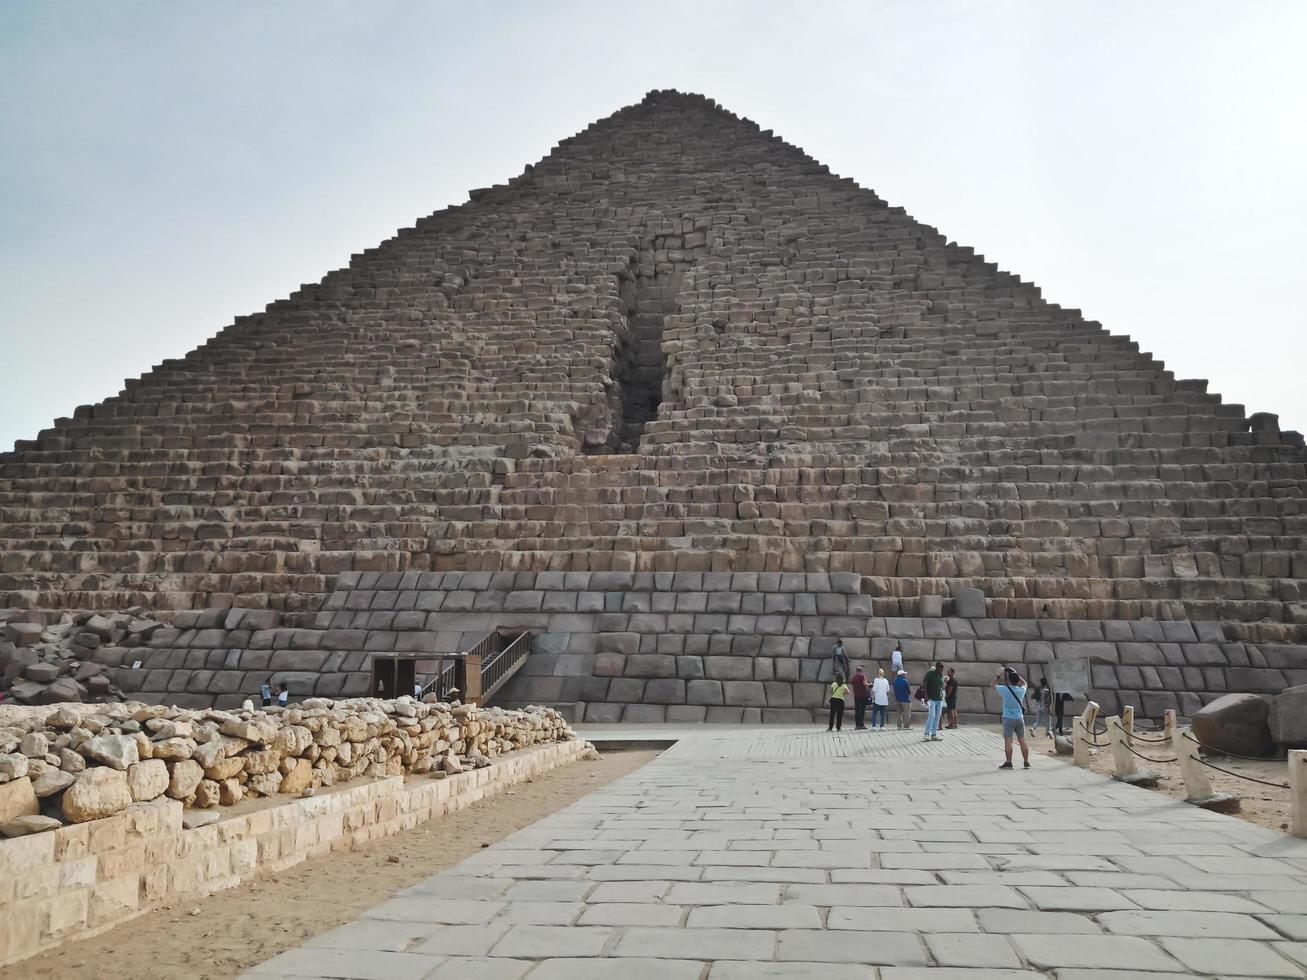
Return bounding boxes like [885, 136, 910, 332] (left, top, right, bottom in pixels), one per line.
[419, 658, 459, 700]
[481, 630, 532, 701]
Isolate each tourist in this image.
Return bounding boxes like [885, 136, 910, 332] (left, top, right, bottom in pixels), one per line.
[276, 683, 289, 708]
[890, 642, 904, 675]
[1054, 691, 1073, 735]
[850, 665, 870, 730]
[892, 669, 912, 729]
[831, 637, 850, 681]
[827, 674, 850, 732]
[1034, 676, 1053, 736]
[994, 667, 1031, 769]
[923, 661, 945, 741]
[944, 667, 959, 729]
[870, 668, 890, 729]
[259, 680, 273, 707]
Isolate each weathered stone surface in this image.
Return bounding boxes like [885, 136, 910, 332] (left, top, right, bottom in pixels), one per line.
[80, 734, 140, 770]
[0, 813, 62, 837]
[0, 776, 38, 822]
[1269, 684, 1307, 746]
[62, 767, 132, 822]
[1192, 693, 1273, 757]
[31, 768, 75, 797]
[126, 759, 170, 802]
[167, 759, 204, 799]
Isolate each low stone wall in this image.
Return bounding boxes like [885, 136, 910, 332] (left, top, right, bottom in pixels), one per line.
[0, 737, 589, 967]
[52, 570, 1307, 723]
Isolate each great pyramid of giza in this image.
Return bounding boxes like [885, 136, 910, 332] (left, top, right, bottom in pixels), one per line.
[3, 90, 1304, 721]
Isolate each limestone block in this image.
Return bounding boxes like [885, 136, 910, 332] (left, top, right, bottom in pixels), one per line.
[1269, 684, 1307, 746]
[955, 588, 986, 619]
[0, 776, 39, 822]
[126, 759, 169, 802]
[1192, 693, 1273, 756]
[62, 768, 132, 823]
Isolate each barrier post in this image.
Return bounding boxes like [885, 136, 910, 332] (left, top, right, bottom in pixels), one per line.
[1163, 708, 1177, 741]
[1121, 705, 1134, 737]
[1290, 750, 1307, 839]
[1177, 726, 1215, 801]
[1072, 702, 1099, 768]
[1108, 715, 1136, 778]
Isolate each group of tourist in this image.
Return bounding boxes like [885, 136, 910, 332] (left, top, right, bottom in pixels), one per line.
[827, 638, 1063, 770]
[259, 681, 290, 708]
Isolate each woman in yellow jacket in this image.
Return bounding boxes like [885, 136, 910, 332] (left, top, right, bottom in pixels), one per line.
[827, 675, 851, 732]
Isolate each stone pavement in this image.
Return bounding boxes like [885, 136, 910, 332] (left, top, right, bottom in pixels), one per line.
[243, 726, 1307, 979]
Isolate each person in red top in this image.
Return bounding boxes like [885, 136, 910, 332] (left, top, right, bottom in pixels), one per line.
[850, 665, 871, 730]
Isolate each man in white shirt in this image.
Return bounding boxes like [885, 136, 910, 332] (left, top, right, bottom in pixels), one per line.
[870, 668, 891, 729]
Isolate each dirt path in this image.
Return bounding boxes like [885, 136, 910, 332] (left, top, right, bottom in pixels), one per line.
[4, 749, 660, 980]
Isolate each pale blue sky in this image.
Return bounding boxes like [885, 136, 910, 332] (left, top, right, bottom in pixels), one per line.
[2, 1, 1305, 450]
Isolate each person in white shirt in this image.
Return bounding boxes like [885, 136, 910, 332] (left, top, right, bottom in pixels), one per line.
[870, 668, 891, 729]
[890, 643, 904, 675]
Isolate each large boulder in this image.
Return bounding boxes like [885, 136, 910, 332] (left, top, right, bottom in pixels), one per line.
[62, 767, 132, 823]
[79, 734, 140, 770]
[1270, 684, 1307, 747]
[1192, 693, 1273, 757]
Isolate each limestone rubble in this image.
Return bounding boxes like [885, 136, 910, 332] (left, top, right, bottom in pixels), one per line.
[0, 696, 576, 834]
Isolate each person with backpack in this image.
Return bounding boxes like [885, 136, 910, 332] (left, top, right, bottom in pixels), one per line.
[994, 667, 1031, 769]
[827, 674, 851, 732]
[892, 669, 913, 729]
[831, 638, 850, 682]
[850, 665, 870, 730]
[1034, 676, 1053, 736]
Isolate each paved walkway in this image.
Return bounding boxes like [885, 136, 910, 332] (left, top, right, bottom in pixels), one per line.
[244, 726, 1307, 979]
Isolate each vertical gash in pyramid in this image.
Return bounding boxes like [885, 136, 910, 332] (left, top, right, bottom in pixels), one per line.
[2, 90, 1304, 721]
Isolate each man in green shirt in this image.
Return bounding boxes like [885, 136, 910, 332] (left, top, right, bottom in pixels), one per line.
[923, 661, 946, 741]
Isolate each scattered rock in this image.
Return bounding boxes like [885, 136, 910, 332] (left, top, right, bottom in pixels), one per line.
[126, 759, 169, 802]
[181, 810, 220, 830]
[61, 767, 132, 823]
[0, 776, 39, 822]
[1269, 684, 1307, 747]
[0, 814, 63, 837]
[80, 734, 140, 770]
[31, 768, 76, 798]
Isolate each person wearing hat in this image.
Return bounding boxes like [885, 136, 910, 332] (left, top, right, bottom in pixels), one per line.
[892, 669, 913, 729]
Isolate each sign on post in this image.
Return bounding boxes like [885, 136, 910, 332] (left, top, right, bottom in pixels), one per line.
[1051, 657, 1091, 699]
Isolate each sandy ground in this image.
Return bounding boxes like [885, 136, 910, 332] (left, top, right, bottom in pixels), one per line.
[1039, 729, 1293, 834]
[3, 749, 660, 980]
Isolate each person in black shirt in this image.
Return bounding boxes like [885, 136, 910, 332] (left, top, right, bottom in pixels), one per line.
[944, 667, 959, 729]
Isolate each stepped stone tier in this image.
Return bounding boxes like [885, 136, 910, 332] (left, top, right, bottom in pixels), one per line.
[3, 90, 1306, 722]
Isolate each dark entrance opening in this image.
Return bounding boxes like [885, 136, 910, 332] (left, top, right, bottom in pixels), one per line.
[590, 228, 706, 454]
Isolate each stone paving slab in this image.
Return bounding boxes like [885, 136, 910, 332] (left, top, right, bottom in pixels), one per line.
[244, 726, 1307, 979]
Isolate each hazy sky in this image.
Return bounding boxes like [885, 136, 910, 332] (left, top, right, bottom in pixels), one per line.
[2, 1, 1305, 451]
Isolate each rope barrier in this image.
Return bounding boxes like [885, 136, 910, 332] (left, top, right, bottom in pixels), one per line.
[1181, 732, 1280, 764]
[1117, 738, 1178, 765]
[1110, 721, 1172, 743]
[1188, 754, 1291, 790]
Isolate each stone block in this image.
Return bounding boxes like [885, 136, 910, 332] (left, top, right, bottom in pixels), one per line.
[955, 588, 986, 618]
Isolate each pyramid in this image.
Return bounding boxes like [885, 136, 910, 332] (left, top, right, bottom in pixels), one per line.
[3, 90, 1303, 720]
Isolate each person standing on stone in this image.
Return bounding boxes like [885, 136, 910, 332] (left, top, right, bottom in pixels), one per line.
[831, 638, 850, 682]
[827, 674, 850, 732]
[850, 665, 870, 730]
[890, 643, 904, 675]
[944, 667, 959, 729]
[923, 661, 946, 742]
[892, 669, 912, 729]
[276, 683, 289, 708]
[870, 668, 890, 729]
[994, 667, 1031, 769]
[1034, 676, 1053, 736]
[259, 680, 273, 707]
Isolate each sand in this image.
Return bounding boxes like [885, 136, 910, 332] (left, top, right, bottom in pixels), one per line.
[2, 749, 660, 980]
[1043, 729, 1293, 834]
